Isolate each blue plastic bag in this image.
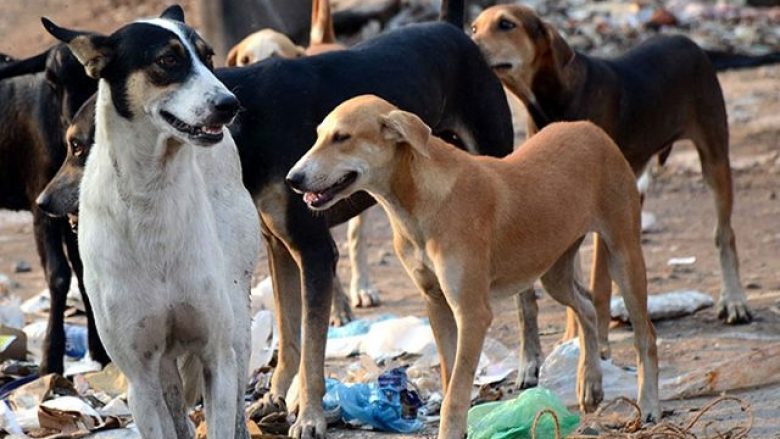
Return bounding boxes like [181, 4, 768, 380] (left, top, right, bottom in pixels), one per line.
[323, 367, 423, 433]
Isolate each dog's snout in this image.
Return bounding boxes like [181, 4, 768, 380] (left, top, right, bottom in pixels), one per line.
[36, 192, 55, 216]
[212, 93, 240, 120]
[286, 172, 306, 193]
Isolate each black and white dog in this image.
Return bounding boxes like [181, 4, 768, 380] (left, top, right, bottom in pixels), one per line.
[43, 6, 260, 438]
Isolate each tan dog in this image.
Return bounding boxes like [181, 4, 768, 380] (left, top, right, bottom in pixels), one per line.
[287, 95, 660, 438]
[226, 0, 344, 66]
[472, 4, 748, 369]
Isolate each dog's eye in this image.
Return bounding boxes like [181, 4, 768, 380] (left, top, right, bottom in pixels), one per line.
[332, 132, 351, 143]
[157, 54, 179, 68]
[240, 55, 250, 65]
[498, 19, 516, 31]
[471, 25, 477, 34]
[70, 139, 85, 156]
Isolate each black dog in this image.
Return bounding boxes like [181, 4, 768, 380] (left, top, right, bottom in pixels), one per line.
[0, 45, 106, 374]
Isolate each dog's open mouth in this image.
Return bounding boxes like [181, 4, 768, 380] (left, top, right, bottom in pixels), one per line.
[161, 111, 224, 144]
[302, 172, 358, 209]
[491, 63, 513, 71]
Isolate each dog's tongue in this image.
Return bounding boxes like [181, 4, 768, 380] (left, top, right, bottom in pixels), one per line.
[303, 191, 332, 207]
[303, 192, 318, 204]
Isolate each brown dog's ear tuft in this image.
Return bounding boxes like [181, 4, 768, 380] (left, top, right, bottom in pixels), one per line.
[381, 110, 432, 158]
[543, 22, 574, 74]
[160, 5, 185, 23]
[41, 18, 112, 79]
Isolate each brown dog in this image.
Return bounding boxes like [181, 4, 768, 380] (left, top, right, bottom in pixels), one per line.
[226, 0, 344, 66]
[472, 4, 748, 371]
[287, 95, 660, 438]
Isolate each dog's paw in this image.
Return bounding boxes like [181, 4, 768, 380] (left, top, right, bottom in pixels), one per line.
[516, 358, 541, 390]
[246, 393, 287, 423]
[289, 408, 326, 439]
[330, 294, 355, 327]
[717, 297, 752, 324]
[351, 286, 380, 308]
[639, 400, 661, 424]
[577, 370, 604, 413]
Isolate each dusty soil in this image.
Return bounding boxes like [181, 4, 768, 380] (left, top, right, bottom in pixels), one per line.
[1, 1, 778, 437]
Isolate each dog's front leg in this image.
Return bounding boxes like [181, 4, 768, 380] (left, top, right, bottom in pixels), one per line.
[63, 228, 111, 365]
[203, 344, 239, 439]
[436, 264, 492, 439]
[347, 213, 380, 307]
[259, 230, 301, 416]
[288, 241, 336, 439]
[34, 212, 70, 375]
[515, 290, 543, 389]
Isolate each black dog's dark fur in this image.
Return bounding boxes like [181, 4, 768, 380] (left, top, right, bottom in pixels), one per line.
[0, 45, 107, 374]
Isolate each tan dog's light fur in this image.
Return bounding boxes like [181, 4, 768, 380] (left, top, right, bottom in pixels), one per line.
[226, 0, 344, 66]
[287, 95, 660, 439]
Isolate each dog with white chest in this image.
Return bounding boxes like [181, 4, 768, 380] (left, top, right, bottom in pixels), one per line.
[43, 6, 260, 439]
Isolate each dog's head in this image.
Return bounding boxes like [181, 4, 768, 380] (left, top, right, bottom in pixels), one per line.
[286, 95, 430, 211]
[471, 5, 574, 87]
[36, 94, 96, 225]
[226, 29, 305, 66]
[42, 5, 239, 147]
[45, 45, 97, 124]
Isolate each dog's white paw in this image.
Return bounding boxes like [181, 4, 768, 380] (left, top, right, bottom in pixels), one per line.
[351, 286, 380, 308]
[516, 358, 541, 390]
[717, 297, 752, 324]
[289, 408, 327, 439]
[330, 292, 355, 327]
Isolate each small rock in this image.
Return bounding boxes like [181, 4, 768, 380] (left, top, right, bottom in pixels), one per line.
[13, 260, 31, 273]
[746, 282, 762, 290]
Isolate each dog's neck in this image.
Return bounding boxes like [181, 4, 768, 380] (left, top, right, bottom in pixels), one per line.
[93, 80, 198, 200]
[503, 54, 586, 129]
[368, 141, 462, 244]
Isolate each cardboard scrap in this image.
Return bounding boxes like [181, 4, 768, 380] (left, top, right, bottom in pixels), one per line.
[8, 374, 77, 411]
[0, 325, 27, 362]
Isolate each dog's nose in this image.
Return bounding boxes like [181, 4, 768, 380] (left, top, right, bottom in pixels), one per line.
[36, 193, 54, 216]
[212, 94, 240, 120]
[286, 172, 305, 192]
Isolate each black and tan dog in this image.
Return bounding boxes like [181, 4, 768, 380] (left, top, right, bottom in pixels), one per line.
[288, 95, 660, 438]
[472, 4, 750, 384]
[0, 46, 105, 374]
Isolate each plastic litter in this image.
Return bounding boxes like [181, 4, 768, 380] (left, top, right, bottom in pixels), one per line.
[539, 340, 639, 407]
[322, 367, 423, 433]
[0, 296, 23, 329]
[65, 324, 88, 359]
[467, 387, 579, 439]
[0, 400, 23, 435]
[611, 290, 714, 322]
[248, 310, 276, 374]
[667, 256, 696, 266]
[249, 276, 274, 314]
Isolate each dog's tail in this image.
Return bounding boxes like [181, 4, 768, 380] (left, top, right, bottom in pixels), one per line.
[706, 50, 780, 71]
[440, 0, 465, 28]
[179, 353, 204, 406]
[0, 48, 51, 80]
[310, 0, 336, 45]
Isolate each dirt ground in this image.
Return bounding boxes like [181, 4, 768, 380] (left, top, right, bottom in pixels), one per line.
[1, 1, 779, 438]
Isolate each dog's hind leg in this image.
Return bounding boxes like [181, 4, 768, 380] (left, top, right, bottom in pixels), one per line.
[603, 235, 659, 422]
[347, 213, 380, 308]
[160, 355, 194, 438]
[63, 229, 110, 365]
[690, 120, 750, 324]
[515, 289, 543, 389]
[34, 213, 70, 375]
[590, 234, 613, 359]
[541, 240, 604, 414]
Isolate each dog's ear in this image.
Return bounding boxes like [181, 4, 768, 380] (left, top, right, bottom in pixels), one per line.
[225, 46, 240, 67]
[41, 18, 112, 79]
[381, 110, 432, 158]
[543, 22, 574, 73]
[160, 5, 185, 23]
